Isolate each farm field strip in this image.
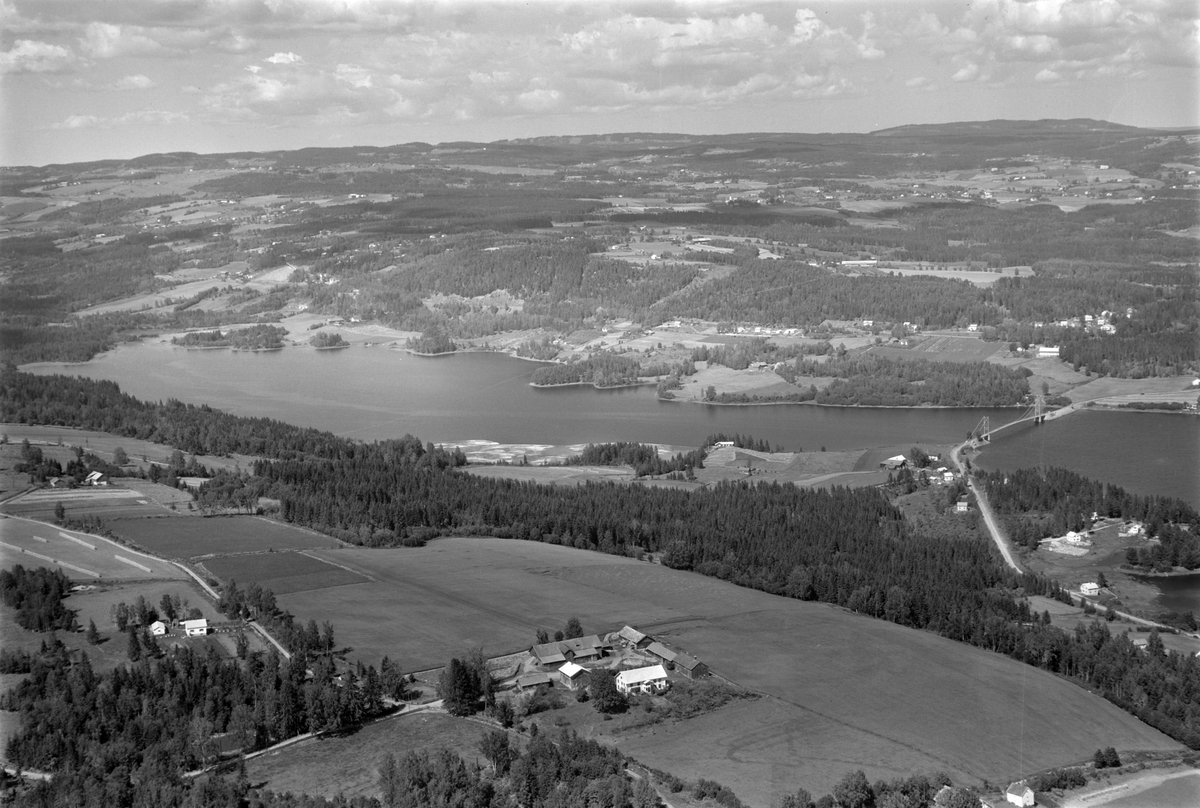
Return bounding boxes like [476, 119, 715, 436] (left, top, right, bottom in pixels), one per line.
[0, 515, 184, 580]
[200, 551, 369, 595]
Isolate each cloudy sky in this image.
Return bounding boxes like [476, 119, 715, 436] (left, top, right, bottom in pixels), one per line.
[2, 0, 1197, 166]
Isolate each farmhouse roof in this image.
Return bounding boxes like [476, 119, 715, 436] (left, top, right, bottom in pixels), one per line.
[616, 665, 668, 686]
[646, 641, 677, 662]
[619, 626, 648, 645]
[1005, 783, 1033, 797]
[182, 618, 208, 631]
[673, 652, 704, 672]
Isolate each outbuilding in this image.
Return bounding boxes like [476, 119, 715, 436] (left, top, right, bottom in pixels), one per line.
[618, 625, 651, 649]
[554, 661, 589, 691]
[646, 641, 677, 666]
[149, 621, 167, 637]
[672, 652, 708, 680]
[515, 672, 553, 692]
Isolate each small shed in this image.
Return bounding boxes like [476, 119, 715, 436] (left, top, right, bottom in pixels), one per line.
[1004, 782, 1035, 806]
[554, 661, 589, 691]
[615, 665, 668, 696]
[182, 618, 208, 637]
[149, 620, 167, 637]
[515, 672, 553, 692]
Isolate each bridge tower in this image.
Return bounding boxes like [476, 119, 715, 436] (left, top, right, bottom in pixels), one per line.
[973, 415, 991, 443]
[1034, 394, 1045, 424]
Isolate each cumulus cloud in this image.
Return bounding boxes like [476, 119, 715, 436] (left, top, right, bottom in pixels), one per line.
[52, 108, 188, 129]
[265, 51, 302, 64]
[114, 73, 155, 90]
[0, 39, 77, 73]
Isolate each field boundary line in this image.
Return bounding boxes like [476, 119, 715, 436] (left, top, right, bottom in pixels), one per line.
[59, 531, 96, 550]
[0, 540, 100, 578]
[298, 549, 378, 582]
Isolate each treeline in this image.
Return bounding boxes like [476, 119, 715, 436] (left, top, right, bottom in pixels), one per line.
[0, 565, 76, 632]
[530, 352, 644, 387]
[566, 442, 707, 477]
[171, 325, 288, 350]
[776, 354, 1031, 407]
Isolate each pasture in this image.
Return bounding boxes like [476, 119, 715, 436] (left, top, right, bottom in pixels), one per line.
[265, 538, 1179, 802]
[0, 515, 184, 581]
[107, 515, 341, 560]
[200, 551, 368, 596]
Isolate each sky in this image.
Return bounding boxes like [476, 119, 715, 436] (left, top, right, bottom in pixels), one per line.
[1, 0, 1197, 167]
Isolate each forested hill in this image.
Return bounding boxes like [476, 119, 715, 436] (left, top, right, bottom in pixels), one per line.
[8, 368, 1200, 751]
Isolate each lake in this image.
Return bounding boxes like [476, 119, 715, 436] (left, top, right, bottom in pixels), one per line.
[23, 342, 1198, 508]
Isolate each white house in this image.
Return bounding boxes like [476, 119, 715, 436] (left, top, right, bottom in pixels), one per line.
[615, 665, 669, 696]
[1005, 782, 1036, 806]
[1080, 582, 1100, 596]
[84, 471, 108, 486]
[1036, 345, 1060, 358]
[149, 621, 167, 636]
[182, 618, 209, 637]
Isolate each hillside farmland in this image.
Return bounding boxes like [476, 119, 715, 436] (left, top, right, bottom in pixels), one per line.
[244, 537, 1180, 803]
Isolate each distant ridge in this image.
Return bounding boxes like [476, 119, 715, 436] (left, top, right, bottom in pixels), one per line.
[870, 118, 1149, 137]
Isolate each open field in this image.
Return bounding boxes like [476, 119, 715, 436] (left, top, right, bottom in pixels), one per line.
[201, 551, 369, 595]
[1064, 376, 1200, 405]
[0, 423, 255, 474]
[463, 464, 638, 485]
[868, 334, 1003, 364]
[675, 364, 809, 401]
[874, 265, 1032, 287]
[0, 514, 184, 580]
[260, 538, 1180, 802]
[107, 515, 342, 560]
[246, 711, 488, 800]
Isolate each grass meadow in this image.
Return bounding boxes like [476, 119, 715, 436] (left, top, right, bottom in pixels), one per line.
[0, 515, 184, 580]
[260, 538, 1180, 803]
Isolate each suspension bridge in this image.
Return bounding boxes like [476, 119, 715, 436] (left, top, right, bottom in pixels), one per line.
[967, 394, 1076, 446]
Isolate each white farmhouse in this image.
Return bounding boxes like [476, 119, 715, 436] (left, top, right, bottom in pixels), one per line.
[182, 618, 209, 637]
[615, 665, 668, 696]
[1005, 782, 1036, 806]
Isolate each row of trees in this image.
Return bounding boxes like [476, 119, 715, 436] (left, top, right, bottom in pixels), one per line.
[566, 442, 707, 477]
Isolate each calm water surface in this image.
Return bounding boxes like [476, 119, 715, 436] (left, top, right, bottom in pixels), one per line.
[26, 343, 1017, 452]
